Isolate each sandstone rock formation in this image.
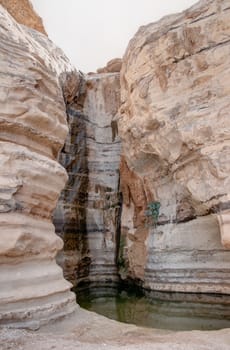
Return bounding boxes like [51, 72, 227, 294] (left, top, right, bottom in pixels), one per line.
[97, 58, 122, 74]
[0, 6, 79, 328]
[54, 72, 121, 288]
[1, 0, 230, 334]
[118, 156, 152, 280]
[0, 0, 47, 34]
[118, 0, 230, 293]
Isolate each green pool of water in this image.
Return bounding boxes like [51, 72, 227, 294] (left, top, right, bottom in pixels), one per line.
[76, 285, 230, 331]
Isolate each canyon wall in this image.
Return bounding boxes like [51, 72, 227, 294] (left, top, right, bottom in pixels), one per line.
[0, 0, 47, 34]
[1, 0, 230, 333]
[0, 6, 79, 328]
[118, 0, 230, 293]
[54, 72, 121, 288]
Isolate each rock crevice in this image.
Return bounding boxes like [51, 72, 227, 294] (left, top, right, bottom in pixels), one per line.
[54, 72, 121, 289]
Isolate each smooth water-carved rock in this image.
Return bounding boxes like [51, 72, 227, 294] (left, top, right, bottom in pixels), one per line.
[0, 6, 79, 328]
[54, 73, 121, 288]
[118, 0, 230, 292]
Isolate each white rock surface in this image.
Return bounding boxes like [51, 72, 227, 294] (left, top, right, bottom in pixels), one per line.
[0, 6, 78, 328]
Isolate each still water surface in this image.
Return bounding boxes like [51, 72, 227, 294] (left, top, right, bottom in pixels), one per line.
[77, 286, 230, 331]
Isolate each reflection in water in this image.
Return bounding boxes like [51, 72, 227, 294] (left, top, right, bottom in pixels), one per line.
[76, 286, 230, 331]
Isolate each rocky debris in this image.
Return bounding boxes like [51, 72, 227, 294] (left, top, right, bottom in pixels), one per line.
[0, 0, 47, 34]
[97, 58, 122, 73]
[118, 0, 230, 292]
[0, 5, 80, 328]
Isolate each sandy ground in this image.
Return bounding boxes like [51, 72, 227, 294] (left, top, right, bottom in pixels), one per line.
[1, 307, 230, 350]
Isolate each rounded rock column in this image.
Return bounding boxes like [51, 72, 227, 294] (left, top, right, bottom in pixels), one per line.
[0, 6, 77, 328]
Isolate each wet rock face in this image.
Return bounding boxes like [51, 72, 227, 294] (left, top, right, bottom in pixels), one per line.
[0, 6, 79, 328]
[0, 0, 47, 34]
[118, 0, 230, 292]
[54, 73, 121, 287]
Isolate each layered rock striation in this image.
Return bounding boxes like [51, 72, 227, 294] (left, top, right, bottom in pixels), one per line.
[0, 6, 79, 328]
[54, 73, 121, 288]
[1, 0, 230, 333]
[118, 0, 230, 293]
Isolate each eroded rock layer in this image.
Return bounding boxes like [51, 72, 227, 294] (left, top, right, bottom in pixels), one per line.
[0, 0, 47, 34]
[0, 6, 78, 328]
[54, 73, 121, 287]
[118, 0, 230, 293]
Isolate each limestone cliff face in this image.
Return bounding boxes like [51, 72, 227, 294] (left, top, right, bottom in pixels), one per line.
[1, 2, 229, 331]
[54, 73, 121, 288]
[0, 6, 79, 328]
[118, 0, 230, 293]
[0, 0, 47, 34]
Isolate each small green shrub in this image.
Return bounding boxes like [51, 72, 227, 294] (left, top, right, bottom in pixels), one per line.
[145, 201, 161, 226]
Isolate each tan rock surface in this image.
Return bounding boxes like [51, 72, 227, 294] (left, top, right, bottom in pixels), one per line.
[118, 0, 230, 291]
[97, 58, 122, 73]
[0, 0, 47, 34]
[0, 6, 79, 328]
[119, 156, 152, 280]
